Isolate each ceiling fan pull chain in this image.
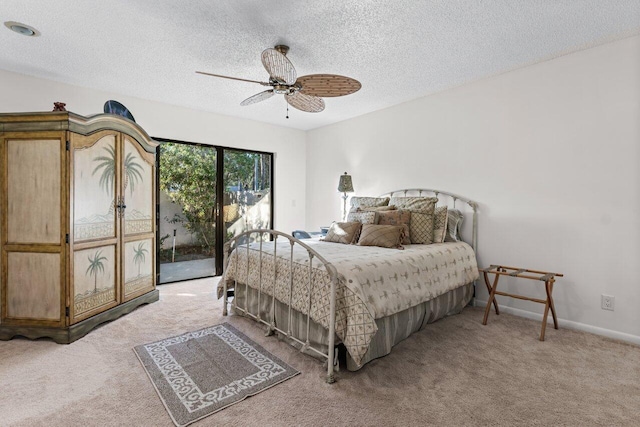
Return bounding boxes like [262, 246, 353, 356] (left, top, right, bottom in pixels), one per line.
[286, 103, 289, 119]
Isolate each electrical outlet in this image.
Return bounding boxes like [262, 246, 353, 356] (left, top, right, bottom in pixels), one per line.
[601, 294, 615, 311]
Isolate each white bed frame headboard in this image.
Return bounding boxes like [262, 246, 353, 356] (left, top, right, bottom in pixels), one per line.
[378, 188, 478, 254]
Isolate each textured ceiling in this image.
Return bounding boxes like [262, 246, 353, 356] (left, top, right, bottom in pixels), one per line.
[1, 1, 639, 131]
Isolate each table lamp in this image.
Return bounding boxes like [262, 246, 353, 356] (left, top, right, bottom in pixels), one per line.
[337, 172, 354, 221]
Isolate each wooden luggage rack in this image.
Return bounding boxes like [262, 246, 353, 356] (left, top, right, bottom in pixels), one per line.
[479, 265, 564, 341]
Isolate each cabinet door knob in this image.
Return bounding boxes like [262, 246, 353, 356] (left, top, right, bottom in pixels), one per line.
[117, 196, 127, 217]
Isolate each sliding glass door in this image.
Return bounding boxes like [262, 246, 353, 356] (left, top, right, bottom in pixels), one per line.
[157, 142, 217, 283]
[156, 139, 273, 284]
[223, 150, 272, 244]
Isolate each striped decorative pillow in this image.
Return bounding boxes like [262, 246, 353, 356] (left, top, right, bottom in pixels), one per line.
[444, 209, 464, 242]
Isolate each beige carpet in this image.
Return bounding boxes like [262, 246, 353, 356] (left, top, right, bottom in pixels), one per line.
[1, 277, 639, 426]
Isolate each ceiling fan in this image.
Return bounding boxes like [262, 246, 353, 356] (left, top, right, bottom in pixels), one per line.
[196, 45, 361, 114]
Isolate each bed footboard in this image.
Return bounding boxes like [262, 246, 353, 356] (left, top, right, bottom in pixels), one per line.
[221, 229, 339, 384]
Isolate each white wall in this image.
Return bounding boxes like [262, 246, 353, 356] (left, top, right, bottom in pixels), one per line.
[0, 69, 307, 234]
[306, 35, 640, 341]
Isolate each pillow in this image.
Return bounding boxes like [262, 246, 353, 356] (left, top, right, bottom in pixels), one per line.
[357, 224, 404, 249]
[346, 210, 377, 225]
[358, 205, 397, 212]
[377, 210, 411, 245]
[433, 206, 448, 243]
[321, 221, 361, 244]
[445, 209, 464, 242]
[389, 197, 438, 244]
[349, 196, 390, 210]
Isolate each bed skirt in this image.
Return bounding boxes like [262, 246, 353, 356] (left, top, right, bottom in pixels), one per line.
[231, 282, 474, 371]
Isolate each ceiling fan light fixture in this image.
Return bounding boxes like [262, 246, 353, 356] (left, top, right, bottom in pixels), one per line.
[272, 85, 290, 94]
[4, 21, 40, 37]
[272, 84, 300, 95]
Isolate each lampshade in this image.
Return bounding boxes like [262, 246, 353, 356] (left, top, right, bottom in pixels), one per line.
[337, 172, 354, 193]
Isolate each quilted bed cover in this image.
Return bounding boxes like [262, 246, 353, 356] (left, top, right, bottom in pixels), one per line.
[219, 239, 478, 367]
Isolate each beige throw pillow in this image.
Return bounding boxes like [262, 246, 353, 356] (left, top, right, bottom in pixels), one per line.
[349, 196, 390, 210]
[359, 205, 397, 212]
[377, 210, 411, 245]
[389, 197, 438, 244]
[321, 221, 361, 244]
[357, 224, 404, 249]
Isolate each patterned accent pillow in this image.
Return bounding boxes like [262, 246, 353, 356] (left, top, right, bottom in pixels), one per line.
[357, 224, 404, 249]
[321, 221, 362, 244]
[433, 206, 448, 243]
[346, 210, 376, 225]
[349, 196, 390, 210]
[389, 197, 438, 244]
[445, 209, 464, 242]
[377, 210, 411, 245]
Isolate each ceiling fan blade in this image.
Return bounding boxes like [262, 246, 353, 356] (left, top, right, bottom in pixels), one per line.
[196, 71, 270, 86]
[285, 92, 325, 113]
[240, 89, 275, 106]
[296, 74, 361, 97]
[261, 48, 297, 85]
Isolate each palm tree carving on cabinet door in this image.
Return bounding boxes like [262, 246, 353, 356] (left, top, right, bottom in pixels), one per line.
[133, 242, 148, 277]
[92, 145, 143, 215]
[86, 250, 107, 293]
[123, 151, 144, 196]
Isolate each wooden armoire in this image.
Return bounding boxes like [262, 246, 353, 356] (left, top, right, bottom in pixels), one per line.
[0, 111, 159, 343]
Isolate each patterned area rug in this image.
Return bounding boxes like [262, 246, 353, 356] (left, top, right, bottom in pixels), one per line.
[134, 323, 299, 427]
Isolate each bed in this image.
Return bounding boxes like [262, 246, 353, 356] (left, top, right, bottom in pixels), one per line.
[218, 189, 479, 383]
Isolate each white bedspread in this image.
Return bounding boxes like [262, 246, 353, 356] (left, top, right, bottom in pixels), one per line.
[310, 240, 478, 318]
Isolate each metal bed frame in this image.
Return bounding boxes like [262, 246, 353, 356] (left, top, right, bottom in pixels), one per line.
[222, 230, 340, 383]
[221, 188, 478, 384]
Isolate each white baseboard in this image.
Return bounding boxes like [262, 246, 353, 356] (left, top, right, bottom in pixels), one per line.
[474, 299, 640, 346]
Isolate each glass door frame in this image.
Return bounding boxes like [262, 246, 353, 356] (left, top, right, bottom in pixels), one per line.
[154, 137, 274, 281]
